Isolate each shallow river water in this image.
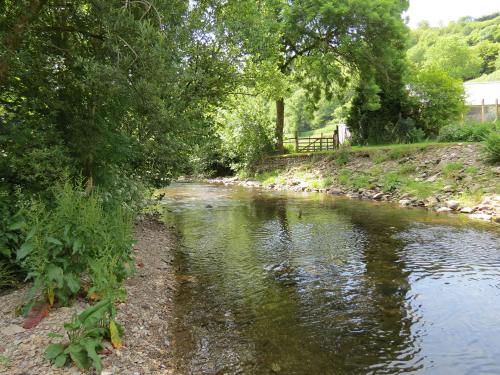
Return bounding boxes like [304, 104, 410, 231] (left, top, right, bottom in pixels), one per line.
[161, 183, 500, 375]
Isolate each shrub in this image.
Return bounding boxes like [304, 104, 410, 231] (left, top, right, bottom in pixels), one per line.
[437, 121, 494, 142]
[484, 131, 500, 163]
[335, 146, 351, 166]
[17, 180, 134, 308]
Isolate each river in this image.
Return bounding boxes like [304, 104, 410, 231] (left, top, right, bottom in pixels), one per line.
[160, 182, 500, 374]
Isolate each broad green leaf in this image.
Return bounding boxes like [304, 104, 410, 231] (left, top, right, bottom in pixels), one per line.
[54, 353, 68, 368]
[46, 264, 64, 287]
[65, 273, 80, 294]
[78, 299, 111, 325]
[67, 344, 91, 369]
[45, 343, 65, 360]
[81, 338, 103, 372]
[72, 238, 83, 254]
[16, 242, 33, 260]
[8, 221, 24, 231]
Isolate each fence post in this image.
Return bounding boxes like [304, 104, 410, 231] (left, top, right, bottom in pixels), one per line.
[496, 99, 499, 122]
[320, 133, 323, 150]
[481, 98, 485, 123]
[295, 131, 299, 152]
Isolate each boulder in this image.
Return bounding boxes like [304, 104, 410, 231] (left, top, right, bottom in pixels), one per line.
[372, 192, 384, 200]
[460, 207, 474, 214]
[446, 200, 460, 210]
[399, 199, 412, 207]
[436, 207, 453, 213]
[469, 213, 492, 221]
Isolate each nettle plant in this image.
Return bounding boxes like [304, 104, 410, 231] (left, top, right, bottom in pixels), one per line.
[45, 299, 123, 371]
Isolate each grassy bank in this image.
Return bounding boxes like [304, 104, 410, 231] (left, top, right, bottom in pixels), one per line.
[251, 143, 499, 217]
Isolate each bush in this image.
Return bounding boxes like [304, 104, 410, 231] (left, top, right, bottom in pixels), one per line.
[407, 67, 466, 137]
[484, 131, 500, 163]
[437, 121, 494, 142]
[17, 180, 134, 308]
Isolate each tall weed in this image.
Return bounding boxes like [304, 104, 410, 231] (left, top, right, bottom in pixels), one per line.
[18, 180, 134, 308]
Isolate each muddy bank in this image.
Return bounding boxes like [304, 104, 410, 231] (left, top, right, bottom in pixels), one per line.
[0, 216, 177, 375]
[208, 144, 500, 223]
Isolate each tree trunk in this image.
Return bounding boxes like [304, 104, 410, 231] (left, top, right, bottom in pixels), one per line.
[275, 98, 285, 153]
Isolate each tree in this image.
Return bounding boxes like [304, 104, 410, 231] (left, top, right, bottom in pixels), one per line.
[0, 0, 237, 199]
[423, 36, 482, 80]
[218, 0, 410, 153]
[407, 67, 466, 137]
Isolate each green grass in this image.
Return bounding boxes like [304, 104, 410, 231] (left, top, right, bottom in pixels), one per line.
[309, 176, 333, 189]
[255, 170, 280, 186]
[443, 162, 464, 178]
[464, 166, 479, 174]
[273, 141, 478, 159]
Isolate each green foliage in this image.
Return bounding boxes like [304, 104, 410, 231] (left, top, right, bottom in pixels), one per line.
[407, 67, 466, 137]
[45, 298, 123, 372]
[422, 37, 482, 80]
[483, 132, 500, 163]
[18, 180, 133, 307]
[437, 121, 495, 142]
[408, 14, 500, 81]
[217, 96, 275, 172]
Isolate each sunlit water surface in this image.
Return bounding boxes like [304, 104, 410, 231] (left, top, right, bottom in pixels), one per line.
[160, 183, 500, 375]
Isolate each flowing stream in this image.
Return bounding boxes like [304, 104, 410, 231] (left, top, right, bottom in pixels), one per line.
[160, 183, 500, 375]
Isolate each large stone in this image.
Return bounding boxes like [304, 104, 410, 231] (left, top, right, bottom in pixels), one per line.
[372, 192, 384, 200]
[469, 213, 492, 221]
[460, 207, 474, 214]
[399, 199, 412, 207]
[1, 324, 25, 336]
[446, 200, 460, 210]
[436, 207, 453, 213]
[442, 185, 454, 193]
[426, 174, 439, 183]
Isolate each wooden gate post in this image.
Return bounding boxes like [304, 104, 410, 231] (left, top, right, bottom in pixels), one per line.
[496, 99, 499, 122]
[320, 133, 323, 150]
[295, 131, 299, 152]
[481, 98, 485, 123]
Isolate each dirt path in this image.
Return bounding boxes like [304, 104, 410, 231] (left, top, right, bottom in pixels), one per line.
[0, 216, 178, 375]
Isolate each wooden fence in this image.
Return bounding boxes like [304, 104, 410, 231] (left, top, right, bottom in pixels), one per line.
[284, 131, 338, 152]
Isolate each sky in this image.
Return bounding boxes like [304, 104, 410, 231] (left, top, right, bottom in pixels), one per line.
[406, 0, 500, 28]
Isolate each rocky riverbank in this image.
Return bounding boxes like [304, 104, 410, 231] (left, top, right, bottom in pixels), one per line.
[0, 216, 178, 375]
[208, 143, 500, 223]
